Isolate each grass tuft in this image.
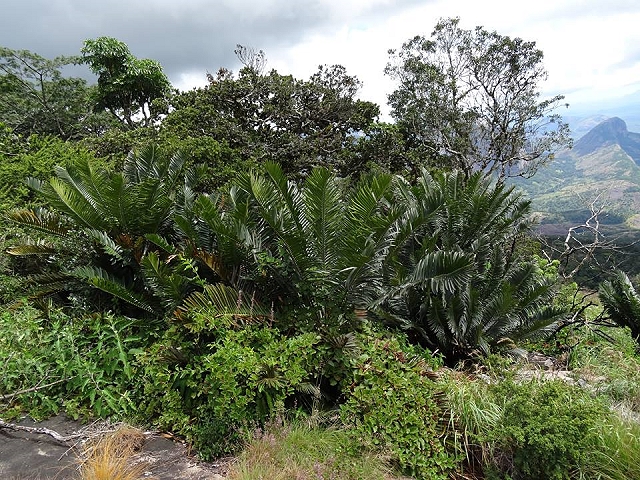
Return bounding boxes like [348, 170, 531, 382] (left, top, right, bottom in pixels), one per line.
[77, 426, 146, 480]
[582, 416, 640, 480]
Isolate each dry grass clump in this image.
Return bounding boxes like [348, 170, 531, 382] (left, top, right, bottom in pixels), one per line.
[77, 425, 147, 480]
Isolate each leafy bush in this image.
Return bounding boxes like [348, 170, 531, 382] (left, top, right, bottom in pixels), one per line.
[156, 135, 252, 191]
[0, 303, 150, 420]
[486, 379, 609, 480]
[136, 319, 327, 459]
[444, 362, 640, 480]
[340, 332, 455, 479]
[0, 130, 102, 211]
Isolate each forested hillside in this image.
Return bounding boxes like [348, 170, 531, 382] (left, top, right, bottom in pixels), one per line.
[1, 20, 639, 480]
[512, 117, 640, 226]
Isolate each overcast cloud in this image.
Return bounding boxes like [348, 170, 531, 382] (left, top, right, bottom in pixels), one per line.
[2, 0, 640, 118]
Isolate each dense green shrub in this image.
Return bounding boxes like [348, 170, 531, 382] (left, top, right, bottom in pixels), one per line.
[0, 130, 102, 211]
[136, 319, 327, 459]
[0, 303, 150, 420]
[340, 332, 455, 479]
[156, 135, 253, 191]
[486, 379, 609, 480]
[444, 363, 640, 480]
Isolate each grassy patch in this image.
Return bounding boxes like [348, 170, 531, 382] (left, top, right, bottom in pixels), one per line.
[568, 325, 640, 413]
[227, 420, 399, 480]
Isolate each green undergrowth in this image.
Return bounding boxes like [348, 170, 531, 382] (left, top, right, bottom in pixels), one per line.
[134, 321, 329, 460]
[227, 420, 399, 480]
[444, 372, 640, 480]
[339, 334, 455, 479]
[568, 325, 640, 412]
[2, 300, 640, 480]
[0, 302, 154, 420]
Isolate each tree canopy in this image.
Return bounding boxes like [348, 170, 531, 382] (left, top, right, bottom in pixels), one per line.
[0, 47, 97, 139]
[385, 17, 571, 180]
[163, 52, 380, 178]
[81, 37, 171, 129]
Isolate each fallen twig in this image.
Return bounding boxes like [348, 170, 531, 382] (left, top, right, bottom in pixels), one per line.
[0, 419, 84, 444]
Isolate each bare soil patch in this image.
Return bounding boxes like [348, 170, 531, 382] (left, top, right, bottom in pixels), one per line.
[0, 415, 228, 479]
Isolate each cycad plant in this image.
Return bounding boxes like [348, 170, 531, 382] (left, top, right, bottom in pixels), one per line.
[184, 161, 408, 332]
[377, 170, 566, 362]
[599, 270, 640, 345]
[7, 145, 196, 314]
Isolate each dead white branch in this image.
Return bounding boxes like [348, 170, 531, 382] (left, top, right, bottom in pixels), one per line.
[0, 419, 84, 444]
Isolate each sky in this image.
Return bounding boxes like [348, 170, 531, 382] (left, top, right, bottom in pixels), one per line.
[2, 0, 640, 119]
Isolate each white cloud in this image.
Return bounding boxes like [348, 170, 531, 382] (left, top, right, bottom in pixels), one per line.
[2, 0, 640, 116]
[264, 0, 640, 116]
[173, 71, 210, 93]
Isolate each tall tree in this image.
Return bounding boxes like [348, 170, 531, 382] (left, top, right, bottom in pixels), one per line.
[385, 18, 571, 180]
[81, 37, 171, 129]
[0, 47, 95, 139]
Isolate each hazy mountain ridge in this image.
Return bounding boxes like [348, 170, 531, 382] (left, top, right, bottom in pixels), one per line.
[564, 89, 640, 138]
[573, 117, 640, 162]
[512, 117, 640, 229]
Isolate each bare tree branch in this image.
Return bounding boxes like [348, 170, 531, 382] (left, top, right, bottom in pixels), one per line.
[0, 419, 84, 444]
[0, 377, 71, 403]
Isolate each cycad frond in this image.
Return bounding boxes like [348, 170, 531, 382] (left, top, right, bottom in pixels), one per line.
[47, 175, 106, 229]
[27, 272, 77, 296]
[72, 265, 154, 313]
[144, 233, 178, 254]
[408, 251, 473, 295]
[340, 173, 400, 302]
[178, 283, 270, 326]
[7, 208, 69, 236]
[600, 270, 640, 341]
[303, 167, 344, 273]
[85, 229, 126, 262]
[263, 161, 306, 232]
[140, 251, 192, 310]
[191, 249, 227, 279]
[6, 238, 56, 256]
[123, 144, 166, 183]
[25, 176, 45, 193]
[241, 166, 307, 274]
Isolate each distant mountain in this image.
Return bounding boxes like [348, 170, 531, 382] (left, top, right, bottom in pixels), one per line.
[511, 117, 640, 230]
[564, 114, 611, 139]
[572, 117, 640, 163]
[565, 90, 640, 137]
